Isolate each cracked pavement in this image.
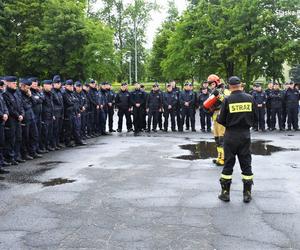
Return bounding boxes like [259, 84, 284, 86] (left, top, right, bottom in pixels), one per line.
[0, 125, 300, 249]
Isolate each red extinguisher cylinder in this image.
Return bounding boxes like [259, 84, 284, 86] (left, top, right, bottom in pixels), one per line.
[203, 95, 218, 110]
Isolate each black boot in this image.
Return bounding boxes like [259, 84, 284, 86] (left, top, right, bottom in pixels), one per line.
[75, 141, 87, 146]
[218, 178, 231, 202]
[0, 168, 10, 174]
[243, 179, 253, 203]
[23, 155, 34, 161]
[3, 161, 12, 167]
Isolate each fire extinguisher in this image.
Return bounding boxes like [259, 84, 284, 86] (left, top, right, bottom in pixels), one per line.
[203, 90, 220, 112]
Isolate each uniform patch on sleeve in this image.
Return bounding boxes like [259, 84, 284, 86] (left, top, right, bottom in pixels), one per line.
[229, 102, 252, 113]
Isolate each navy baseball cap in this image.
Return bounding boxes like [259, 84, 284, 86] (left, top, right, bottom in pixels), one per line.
[4, 76, 17, 82]
[65, 79, 74, 86]
[228, 76, 241, 85]
[42, 80, 53, 85]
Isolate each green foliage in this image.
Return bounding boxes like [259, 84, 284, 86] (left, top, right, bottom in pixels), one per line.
[154, 0, 300, 87]
[97, 0, 158, 82]
[0, 0, 117, 81]
[147, 1, 179, 82]
[290, 65, 300, 84]
[0, 0, 46, 75]
[83, 19, 118, 81]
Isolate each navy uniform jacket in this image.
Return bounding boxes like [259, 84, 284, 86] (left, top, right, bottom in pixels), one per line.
[42, 91, 54, 121]
[146, 91, 163, 111]
[99, 89, 108, 110]
[20, 90, 36, 123]
[31, 89, 44, 119]
[107, 90, 116, 107]
[269, 90, 284, 109]
[192, 91, 198, 109]
[74, 91, 88, 111]
[0, 94, 9, 122]
[179, 90, 196, 109]
[3, 87, 25, 121]
[284, 88, 300, 107]
[87, 87, 100, 111]
[52, 88, 64, 118]
[198, 92, 210, 109]
[265, 88, 273, 108]
[172, 87, 181, 109]
[130, 89, 146, 108]
[142, 90, 149, 110]
[115, 90, 131, 110]
[252, 91, 267, 107]
[83, 90, 90, 111]
[63, 90, 80, 118]
[163, 91, 178, 110]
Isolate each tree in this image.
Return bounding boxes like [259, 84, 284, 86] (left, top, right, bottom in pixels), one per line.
[0, 0, 46, 75]
[147, 1, 179, 82]
[97, 0, 129, 81]
[290, 65, 300, 84]
[96, 0, 158, 82]
[22, 0, 88, 79]
[0, 0, 5, 74]
[0, 0, 117, 81]
[160, 0, 300, 87]
[83, 19, 118, 81]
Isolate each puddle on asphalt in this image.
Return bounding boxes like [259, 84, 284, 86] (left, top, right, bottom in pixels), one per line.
[2, 161, 68, 185]
[42, 178, 76, 187]
[38, 161, 66, 166]
[175, 140, 299, 160]
[289, 164, 299, 169]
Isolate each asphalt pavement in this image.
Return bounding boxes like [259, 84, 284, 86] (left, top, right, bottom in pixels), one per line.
[0, 126, 300, 250]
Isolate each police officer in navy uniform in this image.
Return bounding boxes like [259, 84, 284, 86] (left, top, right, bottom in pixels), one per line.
[3, 76, 25, 165]
[252, 84, 267, 131]
[106, 83, 116, 133]
[180, 82, 196, 132]
[83, 83, 91, 138]
[157, 85, 164, 131]
[87, 80, 100, 137]
[146, 83, 163, 132]
[191, 84, 198, 131]
[131, 82, 146, 134]
[29, 77, 45, 154]
[19, 78, 41, 160]
[198, 87, 212, 132]
[99, 82, 109, 135]
[115, 83, 133, 132]
[217, 76, 256, 203]
[41, 80, 55, 152]
[52, 75, 64, 149]
[284, 81, 300, 131]
[74, 81, 88, 139]
[171, 81, 181, 131]
[140, 84, 148, 131]
[163, 83, 177, 132]
[185, 84, 197, 131]
[0, 80, 10, 173]
[269, 82, 284, 131]
[281, 83, 289, 130]
[265, 82, 274, 130]
[63, 80, 86, 147]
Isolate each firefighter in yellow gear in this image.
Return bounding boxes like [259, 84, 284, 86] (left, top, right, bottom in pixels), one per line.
[204, 74, 230, 166]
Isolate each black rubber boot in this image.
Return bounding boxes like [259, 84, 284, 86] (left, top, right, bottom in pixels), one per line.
[218, 178, 231, 202]
[243, 179, 253, 203]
